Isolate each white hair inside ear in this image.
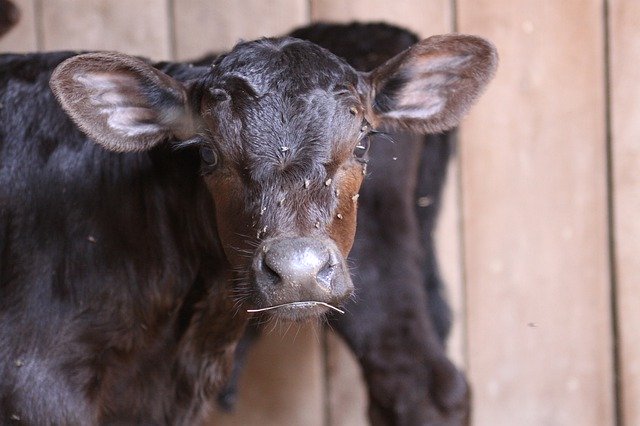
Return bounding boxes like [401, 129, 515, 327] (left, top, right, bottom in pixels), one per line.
[51, 52, 196, 152]
[367, 34, 498, 134]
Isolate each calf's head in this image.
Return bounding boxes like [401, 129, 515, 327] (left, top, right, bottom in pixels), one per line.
[50, 35, 496, 320]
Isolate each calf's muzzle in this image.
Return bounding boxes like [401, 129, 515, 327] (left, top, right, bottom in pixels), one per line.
[251, 237, 353, 318]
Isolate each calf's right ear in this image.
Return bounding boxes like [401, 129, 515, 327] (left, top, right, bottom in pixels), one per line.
[366, 34, 498, 133]
[50, 52, 198, 153]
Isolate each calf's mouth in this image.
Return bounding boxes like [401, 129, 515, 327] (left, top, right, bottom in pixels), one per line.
[247, 301, 345, 320]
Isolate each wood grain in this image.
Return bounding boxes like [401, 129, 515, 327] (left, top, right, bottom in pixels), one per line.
[457, 1, 614, 424]
[40, 0, 171, 59]
[609, 0, 640, 424]
[172, 0, 309, 60]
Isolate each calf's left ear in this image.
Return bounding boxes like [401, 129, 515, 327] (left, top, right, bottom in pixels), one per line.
[50, 52, 197, 153]
[366, 34, 498, 133]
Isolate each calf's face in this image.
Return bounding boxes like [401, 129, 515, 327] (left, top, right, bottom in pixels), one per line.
[50, 35, 496, 320]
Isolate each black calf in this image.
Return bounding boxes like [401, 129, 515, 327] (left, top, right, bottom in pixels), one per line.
[0, 22, 495, 424]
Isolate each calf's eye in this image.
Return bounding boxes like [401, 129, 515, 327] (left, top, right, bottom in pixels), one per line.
[200, 146, 219, 171]
[354, 136, 370, 160]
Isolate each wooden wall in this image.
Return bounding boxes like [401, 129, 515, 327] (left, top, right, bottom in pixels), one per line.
[1, 1, 636, 425]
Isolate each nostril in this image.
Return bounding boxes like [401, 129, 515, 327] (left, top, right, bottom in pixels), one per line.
[316, 258, 336, 289]
[263, 260, 279, 278]
[259, 254, 281, 284]
[258, 238, 343, 293]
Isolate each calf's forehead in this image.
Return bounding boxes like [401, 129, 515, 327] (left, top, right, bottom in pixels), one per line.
[238, 89, 360, 165]
[206, 37, 365, 180]
[211, 37, 360, 94]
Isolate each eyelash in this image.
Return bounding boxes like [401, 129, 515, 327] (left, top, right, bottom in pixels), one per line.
[354, 120, 374, 160]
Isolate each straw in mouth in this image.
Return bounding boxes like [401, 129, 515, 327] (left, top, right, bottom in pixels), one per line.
[247, 301, 345, 314]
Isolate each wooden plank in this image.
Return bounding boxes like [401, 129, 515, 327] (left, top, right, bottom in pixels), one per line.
[172, 0, 309, 60]
[0, 0, 37, 52]
[311, 2, 463, 425]
[609, 1, 640, 424]
[310, 0, 452, 38]
[325, 332, 368, 426]
[457, 1, 614, 425]
[40, 0, 171, 59]
[206, 324, 325, 426]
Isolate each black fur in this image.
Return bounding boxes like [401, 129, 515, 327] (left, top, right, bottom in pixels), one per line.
[0, 39, 369, 423]
[0, 51, 228, 424]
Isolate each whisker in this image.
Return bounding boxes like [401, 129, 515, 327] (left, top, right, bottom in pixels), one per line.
[267, 316, 280, 335]
[373, 131, 397, 145]
[283, 321, 293, 339]
[321, 314, 336, 335]
[294, 322, 303, 342]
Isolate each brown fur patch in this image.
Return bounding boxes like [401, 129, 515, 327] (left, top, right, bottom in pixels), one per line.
[204, 173, 254, 267]
[327, 161, 366, 255]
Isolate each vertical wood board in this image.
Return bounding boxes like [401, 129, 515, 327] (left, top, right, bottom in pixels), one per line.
[325, 332, 368, 426]
[40, 0, 171, 59]
[609, 0, 640, 424]
[173, 0, 309, 60]
[457, 1, 613, 425]
[311, 0, 452, 38]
